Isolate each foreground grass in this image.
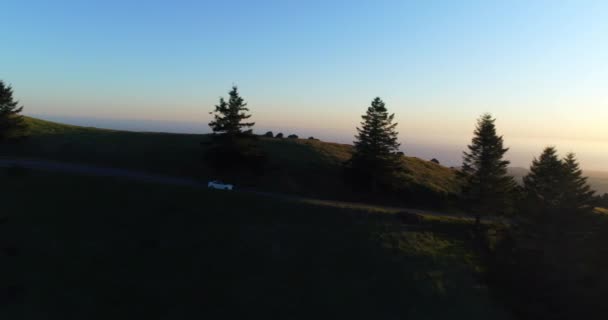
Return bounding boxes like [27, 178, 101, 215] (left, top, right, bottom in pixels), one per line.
[0, 169, 509, 319]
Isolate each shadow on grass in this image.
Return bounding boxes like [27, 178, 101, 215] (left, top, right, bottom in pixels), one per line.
[1, 170, 509, 319]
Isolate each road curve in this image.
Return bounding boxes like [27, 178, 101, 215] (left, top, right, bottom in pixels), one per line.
[0, 157, 485, 220]
[0, 158, 205, 188]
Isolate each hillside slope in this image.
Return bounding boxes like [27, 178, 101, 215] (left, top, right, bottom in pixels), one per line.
[1, 169, 510, 319]
[1, 116, 462, 202]
[24, 116, 111, 134]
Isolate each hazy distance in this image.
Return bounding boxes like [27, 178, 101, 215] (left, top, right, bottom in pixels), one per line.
[33, 113, 608, 172]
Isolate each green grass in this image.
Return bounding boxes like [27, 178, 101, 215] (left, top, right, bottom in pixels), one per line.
[2, 117, 208, 177]
[0, 169, 510, 319]
[1, 116, 461, 202]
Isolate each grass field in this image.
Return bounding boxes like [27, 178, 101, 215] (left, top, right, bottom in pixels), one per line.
[0, 117, 461, 203]
[0, 168, 510, 319]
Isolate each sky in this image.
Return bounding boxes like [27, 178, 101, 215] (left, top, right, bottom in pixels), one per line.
[2, 0, 607, 170]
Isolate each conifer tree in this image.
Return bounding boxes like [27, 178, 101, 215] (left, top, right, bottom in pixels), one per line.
[462, 113, 515, 224]
[560, 153, 595, 213]
[349, 97, 401, 190]
[523, 147, 565, 214]
[209, 86, 254, 136]
[523, 148, 595, 218]
[0, 80, 27, 141]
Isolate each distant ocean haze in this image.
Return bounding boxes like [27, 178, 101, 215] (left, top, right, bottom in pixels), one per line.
[30, 114, 608, 173]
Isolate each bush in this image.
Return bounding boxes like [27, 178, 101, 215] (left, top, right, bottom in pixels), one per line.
[308, 136, 316, 140]
[288, 134, 298, 139]
[263, 131, 273, 138]
[430, 158, 440, 164]
[275, 133, 284, 139]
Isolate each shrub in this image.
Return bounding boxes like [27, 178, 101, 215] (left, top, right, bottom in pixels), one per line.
[275, 133, 284, 138]
[288, 134, 298, 139]
[264, 131, 273, 137]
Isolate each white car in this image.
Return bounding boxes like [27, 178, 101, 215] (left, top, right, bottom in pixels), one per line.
[207, 180, 234, 191]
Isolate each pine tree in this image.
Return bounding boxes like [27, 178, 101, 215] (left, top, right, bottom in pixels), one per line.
[523, 147, 565, 215]
[0, 80, 27, 141]
[560, 153, 595, 213]
[462, 114, 515, 224]
[349, 97, 401, 191]
[208, 86, 254, 136]
[523, 149, 595, 219]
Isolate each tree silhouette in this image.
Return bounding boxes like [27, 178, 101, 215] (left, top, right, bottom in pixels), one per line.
[348, 97, 401, 191]
[461, 113, 515, 224]
[561, 153, 595, 214]
[523, 148, 595, 221]
[209, 86, 254, 136]
[204, 86, 265, 173]
[0, 81, 27, 141]
[523, 147, 565, 216]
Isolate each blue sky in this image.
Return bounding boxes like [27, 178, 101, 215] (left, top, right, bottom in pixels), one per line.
[2, 1, 607, 169]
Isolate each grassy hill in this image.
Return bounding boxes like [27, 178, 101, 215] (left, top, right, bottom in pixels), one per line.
[23, 116, 112, 134]
[0, 168, 510, 319]
[1, 116, 461, 204]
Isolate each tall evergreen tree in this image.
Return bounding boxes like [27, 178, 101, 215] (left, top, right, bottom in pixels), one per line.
[208, 86, 254, 136]
[349, 97, 401, 191]
[0, 81, 27, 141]
[560, 153, 595, 213]
[462, 113, 515, 224]
[522, 147, 565, 215]
[523, 148, 595, 219]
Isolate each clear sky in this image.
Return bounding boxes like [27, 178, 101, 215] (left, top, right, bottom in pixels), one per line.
[2, 0, 607, 170]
